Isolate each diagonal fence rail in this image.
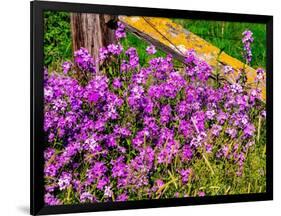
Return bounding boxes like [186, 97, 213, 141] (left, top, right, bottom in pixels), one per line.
[119, 16, 266, 102]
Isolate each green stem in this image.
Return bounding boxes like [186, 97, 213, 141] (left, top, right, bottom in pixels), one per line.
[202, 153, 214, 175]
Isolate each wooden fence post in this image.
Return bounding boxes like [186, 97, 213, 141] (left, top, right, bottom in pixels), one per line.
[70, 13, 117, 72]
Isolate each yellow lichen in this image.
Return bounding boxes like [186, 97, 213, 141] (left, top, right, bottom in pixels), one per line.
[119, 16, 266, 101]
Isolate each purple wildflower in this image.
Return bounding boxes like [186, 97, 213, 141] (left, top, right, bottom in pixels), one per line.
[224, 65, 234, 75]
[74, 47, 96, 73]
[62, 61, 72, 74]
[180, 168, 192, 184]
[198, 191, 205, 197]
[125, 47, 139, 69]
[256, 68, 265, 81]
[44, 193, 61, 206]
[146, 45, 157, 55]
[107, 43, 123, 55]
[244, 123, 256, 137]
[115, 21, 126, 40]
[160, 105, 171, 124]
[181, 145, 193, 161]
[113, 78, 122, 89]
[104, 186, 113, 198]
[116, 193, 128, 201]
[80, 192, 94, 203]
[211, 124, 222, 137]
[99, 47, 109, 61]
[242, 30, 254, 64]
[58, 172, 72, 190]
[226, 128, 237, 139]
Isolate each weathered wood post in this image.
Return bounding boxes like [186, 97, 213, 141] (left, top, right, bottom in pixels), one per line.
[70, 13, 117, 72]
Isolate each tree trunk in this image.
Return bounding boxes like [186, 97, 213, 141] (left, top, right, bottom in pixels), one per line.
[70, 13, 117, 72]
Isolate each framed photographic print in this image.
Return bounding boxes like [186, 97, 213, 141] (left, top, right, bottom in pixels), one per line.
[31, 1, 273, 215]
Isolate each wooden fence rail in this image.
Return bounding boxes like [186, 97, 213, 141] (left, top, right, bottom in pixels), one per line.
[119, 16, 266, 102]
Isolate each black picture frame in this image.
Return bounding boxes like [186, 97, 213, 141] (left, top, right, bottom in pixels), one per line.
[30, 1, 273, 215]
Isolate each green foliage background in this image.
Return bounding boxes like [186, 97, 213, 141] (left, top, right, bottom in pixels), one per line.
[44, 11, 72, 70]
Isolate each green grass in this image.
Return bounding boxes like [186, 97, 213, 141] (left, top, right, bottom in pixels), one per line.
[121, 32, 168, 65]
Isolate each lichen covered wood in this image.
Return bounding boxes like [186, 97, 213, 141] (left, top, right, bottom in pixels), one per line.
[119, 16, 266, 102]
